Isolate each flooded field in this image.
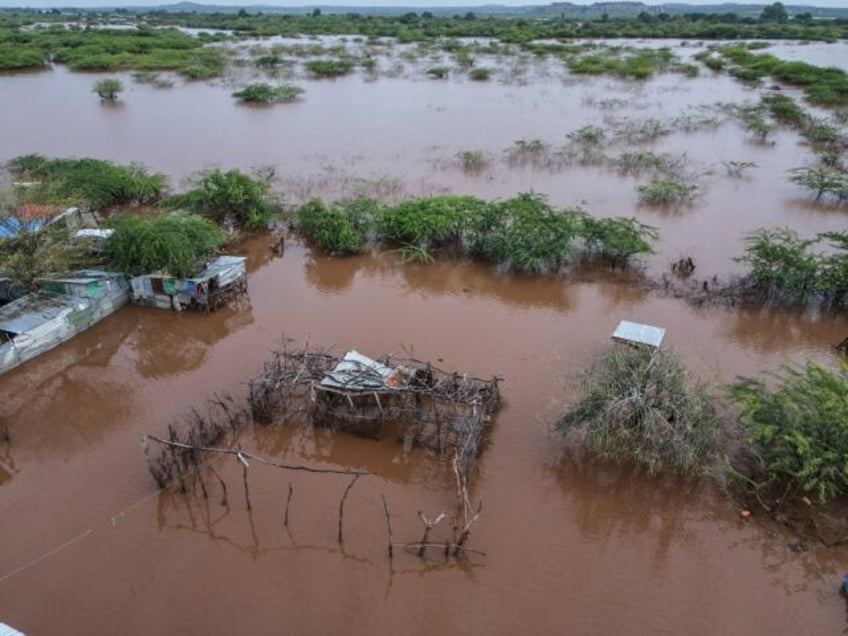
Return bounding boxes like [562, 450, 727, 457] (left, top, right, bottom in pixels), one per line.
[1, 38, 847, 635]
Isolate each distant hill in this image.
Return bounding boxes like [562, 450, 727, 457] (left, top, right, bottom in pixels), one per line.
[46, 1, 848, 18]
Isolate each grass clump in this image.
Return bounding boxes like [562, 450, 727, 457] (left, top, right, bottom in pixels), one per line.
[557, 345, 721, 477]
[7, 154, 167, 209]
[727, 361, 848, 508]
[232, 83, 304, 103]
[103, 213, 226, 278]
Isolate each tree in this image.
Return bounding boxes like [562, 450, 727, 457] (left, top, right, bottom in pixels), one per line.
[760, 2, 788, 23]
[92, 77, 123, 101]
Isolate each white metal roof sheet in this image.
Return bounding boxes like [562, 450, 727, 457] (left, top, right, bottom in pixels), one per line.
[612, 320, 665, 349]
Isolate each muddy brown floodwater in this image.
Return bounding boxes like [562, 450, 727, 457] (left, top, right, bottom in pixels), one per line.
[1, 39, 847, 635]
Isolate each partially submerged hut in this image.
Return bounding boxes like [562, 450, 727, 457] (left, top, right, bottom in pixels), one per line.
[249, 348, 500, 460]
[129, 256, 248, 312]
[0, 271, 128, 374]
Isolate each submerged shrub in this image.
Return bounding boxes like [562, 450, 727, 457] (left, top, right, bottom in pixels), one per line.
[232, 83, 304, 103]
[426, 66, 449, 79]
[469, 67, 492, 81]
[468, 193, 583, 274]
[637, 179, 698, 205]
[305, 59, 355, 77]
[558, 345, 721, 477]
[7, 154, 167, 209]
[579, 216, 657, 267]
[166, 169, 274, 230]
[297, 197, 371, 254]
[728, 361, 848, 507]
[378, 195, 486, 250]
[736, 227, 848, 306]
[92, 77, 123, 101]
[789, 166, 848, 202]
[103, 213, 226, 277]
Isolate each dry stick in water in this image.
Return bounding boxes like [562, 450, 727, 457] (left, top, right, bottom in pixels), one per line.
[207, 465, 228, 507]
[144, 435, 368, 478]
[338, 474, 361, 544]
[382, 494, 393, 558]
[417, 511, 447, 557]
[237, 446, 251, 511]
[284, 482, 294, 528]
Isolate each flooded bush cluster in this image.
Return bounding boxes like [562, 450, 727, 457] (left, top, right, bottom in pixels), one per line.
[560, 344, 848, 515]
[296, 193, 658, 273]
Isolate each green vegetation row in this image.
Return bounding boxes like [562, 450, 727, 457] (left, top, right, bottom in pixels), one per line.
[712, 44, 848, 105]
[137, 10, 848, 44]
[296, 193, 658, 273]
[1, 8, 847, 73]
[6, 155, 277, 231]
[558, 344, 848, 514]
[0, 23, 227, 75]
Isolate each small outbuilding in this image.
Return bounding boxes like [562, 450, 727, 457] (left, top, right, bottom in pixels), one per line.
[0, 271, 129, 374]
[129, 256, 248, 312]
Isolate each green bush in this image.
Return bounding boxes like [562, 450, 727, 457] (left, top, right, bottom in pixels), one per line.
[469, 67, 492, 81]
[166, 169, 273, 230]
[468, 193, 583, 274]
[736, 228, 848, 306]
[103, 213, 226, 278]
[92, 77, 123, 100]
[760, 93, 806, 126]
[558, 345, 721, 477]
[579, 216, 658, 267]
[789, 166, 848, 202]
[304, 58, 354, 77]
[377, 195, 486, 250]
[426, 66, 449, 79]
[637, 179, 698, 205]
[232, 83, 304, 103]
[7, 154, 167, 209]
[728, 361, 848, 507]
[297, 197, 370, 254]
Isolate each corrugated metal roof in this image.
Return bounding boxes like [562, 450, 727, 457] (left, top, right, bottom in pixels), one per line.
[189, 256, 247, 282]
[0, 292, 83, 336]
[612, 320, 666, 349]
[44, 270, 123, 286]
[0, 621, 26, 636]
[321, 351, 394, 391]
[0, 216, 45, 238]
[73, 228, 114, 240]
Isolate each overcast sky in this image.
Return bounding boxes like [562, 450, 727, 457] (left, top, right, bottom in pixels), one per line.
[2, 0, 847, 9]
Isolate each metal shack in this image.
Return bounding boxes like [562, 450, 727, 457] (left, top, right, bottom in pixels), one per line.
[0, 271, 129, 375]
[129, 256, 247, 312]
